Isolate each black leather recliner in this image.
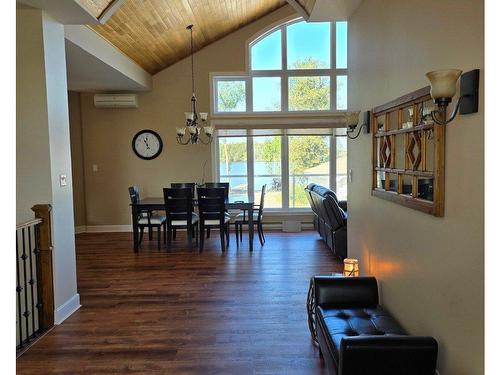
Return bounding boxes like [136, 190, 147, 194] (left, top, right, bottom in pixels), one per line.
[314, 276, 438, 375]
[305, 183, 347, 259]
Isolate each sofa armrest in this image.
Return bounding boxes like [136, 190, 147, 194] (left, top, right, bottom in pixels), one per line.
[338, 200, 347, 212]
[313, 276, 378, 309]
[340, 336, 438, 375]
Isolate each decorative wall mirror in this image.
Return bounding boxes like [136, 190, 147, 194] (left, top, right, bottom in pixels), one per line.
[371, 86, 445, 216]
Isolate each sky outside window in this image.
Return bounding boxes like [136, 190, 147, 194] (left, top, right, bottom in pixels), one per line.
[287, 21, 331, 69]
[336, 21, 348, 69]
[251, 29, 282, 70]
[253, 77, 281, 111]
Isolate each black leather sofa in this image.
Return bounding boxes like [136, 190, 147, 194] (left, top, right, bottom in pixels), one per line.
[305, 183, 347, 259]
[314, 276, 438, 375]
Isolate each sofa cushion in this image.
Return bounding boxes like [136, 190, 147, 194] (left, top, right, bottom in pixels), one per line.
[317, 305, 407, 363]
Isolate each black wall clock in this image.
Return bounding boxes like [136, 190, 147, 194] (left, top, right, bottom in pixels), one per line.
[132, 129, 163, 160]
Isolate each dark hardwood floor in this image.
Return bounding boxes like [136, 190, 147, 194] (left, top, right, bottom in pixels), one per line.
[17, 230, 342, 374]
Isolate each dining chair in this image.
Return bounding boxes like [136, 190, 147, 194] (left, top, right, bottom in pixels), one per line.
[203, 182, 229, 201]
[128, 186, 166, 249]
[170, 183, 197, 240]
[197, 187, 230, 252]
[163, 187, 198, 249]
[203, 182, 230, 238]
[234, 184, 266, 246]
[171, 183, 196, 196]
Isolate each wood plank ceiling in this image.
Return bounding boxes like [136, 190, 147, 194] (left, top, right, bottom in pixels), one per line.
[77, 0, 115, 18]
[89, 0, 288, 75]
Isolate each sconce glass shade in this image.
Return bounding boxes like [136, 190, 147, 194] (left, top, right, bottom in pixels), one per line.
[176, 127, 186, 136]
[200, 112, 208, 121]
[185, 112, 195, 121]
[345, 111, 361, 128]
[203, 126, 214, 136]
[343, 258, 359, 277]
[425, 69, 462, 101]
[188, 126, 197, 135]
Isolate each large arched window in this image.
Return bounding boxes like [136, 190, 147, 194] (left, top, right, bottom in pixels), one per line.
[212, 19, 348, 114]
[211, 19, 348, 210]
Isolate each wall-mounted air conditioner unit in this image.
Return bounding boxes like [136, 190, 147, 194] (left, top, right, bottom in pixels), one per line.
[93, 93, 138, 108]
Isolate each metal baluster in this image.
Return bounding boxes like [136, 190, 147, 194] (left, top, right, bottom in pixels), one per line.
[21, 228, 31, 344]
[34, 225, 42, 329]
[16, 232, 23, 348]
[28, 227, 36, 338]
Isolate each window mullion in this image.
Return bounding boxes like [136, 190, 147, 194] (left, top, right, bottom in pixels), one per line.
[330, 134, 337, 192]
[247, 134, 255, 202]
[246, 77, 252, 113]
[281, 135, 289, 209]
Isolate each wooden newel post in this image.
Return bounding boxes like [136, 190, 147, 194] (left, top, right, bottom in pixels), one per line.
[31, 204, 55, 330]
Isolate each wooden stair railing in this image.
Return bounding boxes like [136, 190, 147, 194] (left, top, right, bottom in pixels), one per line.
[16, 204, 54, 354]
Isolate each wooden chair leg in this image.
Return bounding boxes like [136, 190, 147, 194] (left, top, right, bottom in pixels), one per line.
[173, 228, 177, 240]
[139, 227, 144, 243]
[195, 225, 199, 247]
[163, 223, 167, 244]
[157, 226, 161, 249]
[149, 225, 153, 240]
[207, 228, 211, 238]
[235, 222, 239, 246]
[226, 223, 230, 247]
[199, 224, 205, 252]
[259, 223, 266, 244]
[239, 224, 243, 241]
[219, 226, 225, 252]
[257, 224, 264, 246]
[187, 225, 192, 249]
[166, 225, 172, 247]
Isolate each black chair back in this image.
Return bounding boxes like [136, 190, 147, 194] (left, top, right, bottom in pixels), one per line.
[163, 188, 194, 225]
[171, 183, 196, 197]
[197, 187, 226, 223]
[204, 182, 229, 201]
[128, 186, 140, 204]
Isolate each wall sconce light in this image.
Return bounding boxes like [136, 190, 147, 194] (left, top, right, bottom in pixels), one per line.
[343, 258, 359, 277]
[425, 68, 480, 125]
[345, 110, 371, 139]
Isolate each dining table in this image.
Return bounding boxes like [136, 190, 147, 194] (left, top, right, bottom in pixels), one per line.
[130, 197, 256, 252]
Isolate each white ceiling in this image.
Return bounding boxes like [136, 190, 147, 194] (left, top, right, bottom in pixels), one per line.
[65, 39, 148, 92]
[16, 0, 100, 24]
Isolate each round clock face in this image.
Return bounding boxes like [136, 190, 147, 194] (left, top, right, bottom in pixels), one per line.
[132, 130, 163, 160]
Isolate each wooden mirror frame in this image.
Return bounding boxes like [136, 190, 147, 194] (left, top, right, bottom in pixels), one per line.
[371, 86, 445, 217]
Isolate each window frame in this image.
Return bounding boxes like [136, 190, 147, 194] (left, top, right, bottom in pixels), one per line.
[214, 131, 340, 212]
[211, 18, 348, 116]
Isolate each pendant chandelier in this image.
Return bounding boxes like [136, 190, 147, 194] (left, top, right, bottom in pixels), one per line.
[176, 24, 213, 145]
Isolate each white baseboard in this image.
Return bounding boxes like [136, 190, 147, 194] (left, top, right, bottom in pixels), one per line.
[85, 225, 132, 232]
[74, 225, 87, 234]
[55, 293, 81, 325]
[78, 223, 314, 233]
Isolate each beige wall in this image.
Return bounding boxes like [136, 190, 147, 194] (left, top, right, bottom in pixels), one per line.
[17, 9, 79, 320]
[348, 1, 484, 374]
[16, 9, 52, 223]
[79, 5, 298, 226]
[68, 91, 87, 227]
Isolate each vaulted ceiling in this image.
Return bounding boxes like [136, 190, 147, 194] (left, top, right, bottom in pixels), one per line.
[77, 0, 115, 18]
[88, 0, 289, 75]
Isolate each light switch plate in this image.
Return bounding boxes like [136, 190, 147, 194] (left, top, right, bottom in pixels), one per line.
[59, 174, 67, 187]
[348, 169, 353, 183]
[92, 164, 98, 172]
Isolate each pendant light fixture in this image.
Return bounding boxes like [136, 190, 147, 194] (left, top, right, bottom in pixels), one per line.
[176, 24, 214, 145]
